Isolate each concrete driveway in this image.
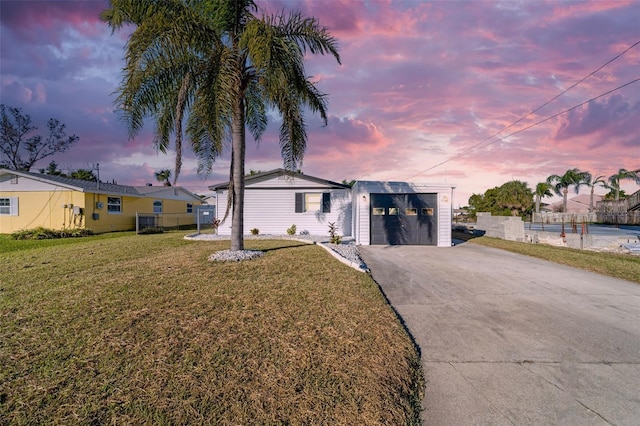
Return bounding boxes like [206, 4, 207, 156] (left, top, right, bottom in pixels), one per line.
[359, 243, 640, 425]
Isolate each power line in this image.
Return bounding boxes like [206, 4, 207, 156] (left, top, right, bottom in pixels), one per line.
[403, 39, 640, 180]
[405, 76, 640, 179]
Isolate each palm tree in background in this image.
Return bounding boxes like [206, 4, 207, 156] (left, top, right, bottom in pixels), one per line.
[497, 180, 533, 217]
[155, 169, 172, 186]
[534, 182, 553, 214]
[608, 168, 640, 201]
[546, 168, 590, 213]
[101, 0, 340, 251]
[584, 174, 607, 212]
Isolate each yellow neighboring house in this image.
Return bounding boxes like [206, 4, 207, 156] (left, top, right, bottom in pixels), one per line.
[0, 168, 205, 234]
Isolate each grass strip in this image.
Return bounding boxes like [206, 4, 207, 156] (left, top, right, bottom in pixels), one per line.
[461, 234, 640, 283]
[0, 232, 423, 425]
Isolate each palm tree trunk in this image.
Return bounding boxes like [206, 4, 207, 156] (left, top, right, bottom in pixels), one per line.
[535, 195, 541, 214]
[589, 187, 594, 212]
[230, 98, 246, 251]
[562, 188, 568, 213]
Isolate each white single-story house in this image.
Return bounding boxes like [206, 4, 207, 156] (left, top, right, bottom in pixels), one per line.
[210, 169, 352, 236]
[210, 169, 455, 246]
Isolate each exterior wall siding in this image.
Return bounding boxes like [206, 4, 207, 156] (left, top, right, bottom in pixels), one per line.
[86, 196, 200, 233]
[216, 188, 352, 236]
[0, 190, 82, 233]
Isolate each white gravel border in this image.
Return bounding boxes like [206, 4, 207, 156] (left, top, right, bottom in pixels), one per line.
[185, 233, 368, 272]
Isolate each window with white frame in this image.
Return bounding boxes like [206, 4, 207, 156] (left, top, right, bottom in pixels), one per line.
[0, 197, 18, 215]
[186, 203, 193, 213]
[153, 200, 163, 214]
[295, 192, 331, 213]
[107, 197, 122, 213]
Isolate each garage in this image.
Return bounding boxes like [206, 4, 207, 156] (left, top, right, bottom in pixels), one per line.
[370, 193, 437, 245]
[352, 181, 454, 247]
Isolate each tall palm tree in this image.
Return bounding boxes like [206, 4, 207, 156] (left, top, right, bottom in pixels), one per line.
[534, 182, 553, 214]
[546, 168, 590, 213]
[584, 174, 607, 212]
[155, 169, 172, 186]
[101, 0, 340, 251]
[608, 168, 640, 202]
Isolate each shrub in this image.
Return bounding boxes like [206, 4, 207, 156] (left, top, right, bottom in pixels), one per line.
[138, 227, 164, 235]
[212, 218, 221, 233]
[286, 224, 297, 235]
[10, 227, 93, 240]
[328, 222, 341, 244]
[62, 228, 94, 238]
[250, 228, 260, 235]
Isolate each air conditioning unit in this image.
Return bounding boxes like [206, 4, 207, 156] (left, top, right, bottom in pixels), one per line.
[96, 202, 104, 209]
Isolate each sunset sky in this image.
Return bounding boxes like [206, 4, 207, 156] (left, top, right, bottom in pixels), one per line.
[1, 0, 639, 206]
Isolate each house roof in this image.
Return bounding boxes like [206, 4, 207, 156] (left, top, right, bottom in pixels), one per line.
[0, 168, 201, 201]
[1, 168, 143, 196]
[208, 168, 351, 191]
[548, 193, 603, 213]
[134, 185, 204, 202]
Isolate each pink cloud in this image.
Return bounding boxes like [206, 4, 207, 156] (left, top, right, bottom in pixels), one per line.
[2, 0, 639, 205]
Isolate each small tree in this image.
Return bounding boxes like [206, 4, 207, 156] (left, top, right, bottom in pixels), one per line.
[39, 160, 66, 176]
[0, 104, 79, 171]
[534, 182, 553, 214]
[604, 189, 626, 200]
[546, 168, 590, 213]
[497, 180, 533, 217]
[70, 169, 97, 181]
[155, 169, 172, 186]
[468, 187, 510, 219]
[608, 168, 640, 202]
[584, 174, 607, 212]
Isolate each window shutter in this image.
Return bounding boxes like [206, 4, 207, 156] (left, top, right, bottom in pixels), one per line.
[295, 193, 304, 212]
[322, 192, 331, 213]
[10, 197, 18, 216]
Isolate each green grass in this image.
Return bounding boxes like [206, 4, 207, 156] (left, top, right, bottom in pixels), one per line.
[0, 231, 136, 253]
[0, 232, 423, 425]
[454, 232, 640, 284]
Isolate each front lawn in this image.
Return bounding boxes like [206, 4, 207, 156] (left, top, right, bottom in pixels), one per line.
[0, 232, 423, 424]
